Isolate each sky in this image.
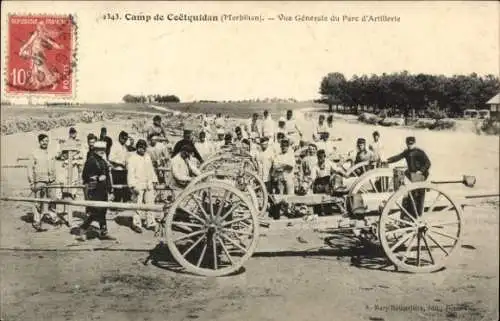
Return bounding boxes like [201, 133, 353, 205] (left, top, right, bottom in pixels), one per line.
[1, 1, 499, 103]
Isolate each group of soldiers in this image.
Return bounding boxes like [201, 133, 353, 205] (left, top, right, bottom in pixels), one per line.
[25, 109, 431, 241]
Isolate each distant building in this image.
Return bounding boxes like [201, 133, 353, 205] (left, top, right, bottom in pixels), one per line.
[486, 93, 500, 120]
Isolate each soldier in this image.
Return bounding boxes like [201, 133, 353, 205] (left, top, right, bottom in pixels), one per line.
[386, 136, 431, 217]
[28, 133, 62, 231]
[369, 130, 384, 162]
[255, 137, 275, 192]
[284, 110, 303, 146]
[148, 134, 170, 184]
[171, 129, 204, 164]
[171, 144, 201, 188]
[245, 112, 261, 141]
[386, 136, 431, 182]
[354, 138, 377, 164]
[310, 149, 343, 194]
[146, 115, 167, 140]
[128, 139, 158, 233]
[109, 131, 131, 203]
[312, 115, 328, 141]
[195, 131, 215, 160]
[78, 141, 116, 241]
[99, 127, 113, 160]
[260, 110, 276, 142]
[85, 133, 97, 160]
[270, 138, 295, 195]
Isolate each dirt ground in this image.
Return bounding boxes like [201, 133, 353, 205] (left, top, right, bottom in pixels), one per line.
[1, 112, 499, 321]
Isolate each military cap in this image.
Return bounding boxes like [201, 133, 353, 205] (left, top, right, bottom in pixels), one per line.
[357, 138, 366, 144]
[406, 136, 416, 144]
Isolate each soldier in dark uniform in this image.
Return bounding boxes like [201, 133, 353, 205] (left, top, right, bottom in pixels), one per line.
[386, 136, 431, 217]
[386, 136, 431, 181]
[171, 129, 204, 163]
[78, 141, 116, 241]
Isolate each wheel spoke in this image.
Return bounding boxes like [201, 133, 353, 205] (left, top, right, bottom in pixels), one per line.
[395, 200, 418, 223]
[427, 233, 449, 255]
[216, 190, 229, 217]
[369, 178, 378, 193]
[182, 235, 205, 257]
[172, 221, 203, 228]
[359, 185, 369, 194]
[220, 233, 248, 254]
[423, 235, 435, 265]
[174, 229, 207, 243]
[222, 227, 253, 236]
[385, 226, 415, 237]
[190, 194, 210, 219]
[217, 235, 235, 266]
[208, 188, 214, 217]
[220, 200, 243, 221]
[177, 206, 206, 225]
[212, 235, 218, 270]
[401, 233, 417, 263]
[223, 215, 252, 227]
[429, 229, 458, 241]
[387, 215, 416, 227]
[426, 192, 442, 214]
[196, 242, 208, 267]
[416, 233, 421, 266]
[430, 221, 459, 228]
[408, 191, 421, 217]
[390, 231, 415, 252]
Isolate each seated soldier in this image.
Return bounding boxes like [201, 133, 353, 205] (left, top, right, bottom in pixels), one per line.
[171, 144, 201, 189]
[300, 143, 318, 179]
[310, 149, 343, 194]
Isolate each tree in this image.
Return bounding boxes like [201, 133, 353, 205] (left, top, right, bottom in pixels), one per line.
[319, 72, 347, 112]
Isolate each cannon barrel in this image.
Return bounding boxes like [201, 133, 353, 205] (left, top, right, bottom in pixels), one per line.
[0, 196, 164, 212]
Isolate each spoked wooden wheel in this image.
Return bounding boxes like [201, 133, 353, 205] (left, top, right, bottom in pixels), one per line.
[378, 183, 462, 273]
[165, 182, 260, 276]
[344, 161, 376, 178]
[190, 170, 268, 217]
[200, 155, 259, 173]
[348, 168, 395, 197]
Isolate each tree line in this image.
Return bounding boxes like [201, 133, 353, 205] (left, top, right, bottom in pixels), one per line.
[318, 71, 500, 117]
[122, 94, 181, 103]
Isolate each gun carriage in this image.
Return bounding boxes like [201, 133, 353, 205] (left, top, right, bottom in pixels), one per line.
[2, 142, 498, 277]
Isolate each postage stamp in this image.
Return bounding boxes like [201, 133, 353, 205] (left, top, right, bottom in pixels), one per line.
[5, 14, 76, 96]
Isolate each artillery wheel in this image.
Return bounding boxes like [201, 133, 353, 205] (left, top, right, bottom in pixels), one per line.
[200, 155, 259, 173]
[348, 168, 395, 197]
[378, 183, 462, 273]
[189, 170, 268, 217]
[165, 182, 259, 277]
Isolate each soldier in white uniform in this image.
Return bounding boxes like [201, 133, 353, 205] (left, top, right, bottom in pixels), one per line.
[127, 140, 158, 233]
[270, 139, 295, 195]
[255, 137, 275, 192]
[260, 110, 276, 142]
[171, 144, 201, 188]
[284, 110, 303, 147]
[28, 133, 62, 231]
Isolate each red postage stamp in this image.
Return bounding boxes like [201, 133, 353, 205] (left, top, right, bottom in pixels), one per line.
[6, 14, 76, 96]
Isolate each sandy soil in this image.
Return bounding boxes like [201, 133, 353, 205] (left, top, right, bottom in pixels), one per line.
[1, 113, 499, 321]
